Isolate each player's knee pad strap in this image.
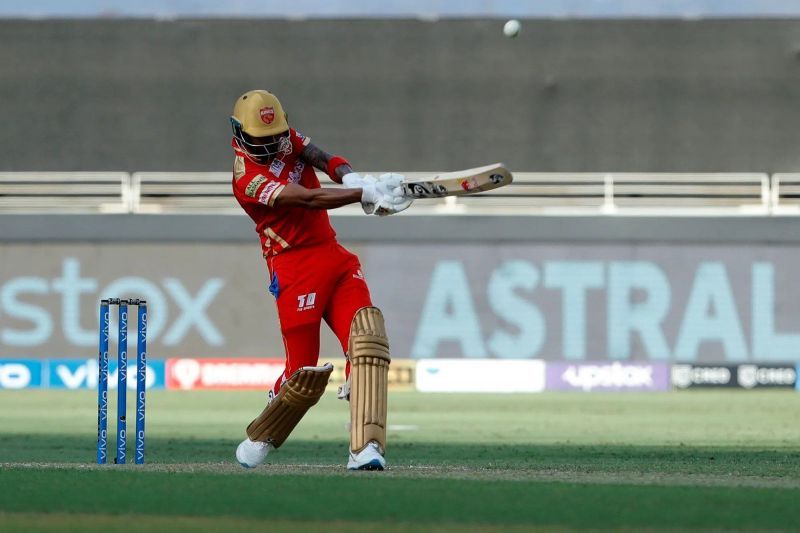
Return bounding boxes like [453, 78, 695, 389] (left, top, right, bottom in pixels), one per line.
[348, 307, 391, 453]
[246, 362, 333, 448]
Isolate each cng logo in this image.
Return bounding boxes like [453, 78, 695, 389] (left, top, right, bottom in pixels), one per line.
[297, 292, 317, 311]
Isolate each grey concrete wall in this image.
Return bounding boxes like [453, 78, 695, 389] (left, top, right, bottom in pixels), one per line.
[2, 19, 800, 173]
[3, 214, 800, 244]
[4, 215, 800, 362]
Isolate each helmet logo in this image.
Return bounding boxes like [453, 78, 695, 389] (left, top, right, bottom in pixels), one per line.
[259, 107, 275, 124]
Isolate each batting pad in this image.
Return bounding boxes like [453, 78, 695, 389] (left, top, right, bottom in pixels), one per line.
[348, 307, 391, 453]
[246, 362, 333, 447]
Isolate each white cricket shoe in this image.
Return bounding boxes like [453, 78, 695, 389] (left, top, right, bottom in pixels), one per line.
[347, 441, 386, 471]
[236, 438, 272, 468]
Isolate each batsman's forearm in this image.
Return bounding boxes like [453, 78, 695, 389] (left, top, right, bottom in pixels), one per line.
[299, 142, 352, 184]
[305, 188, 363, 209]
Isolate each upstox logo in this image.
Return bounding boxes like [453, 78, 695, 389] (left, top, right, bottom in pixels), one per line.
[0, 258, 225, 348]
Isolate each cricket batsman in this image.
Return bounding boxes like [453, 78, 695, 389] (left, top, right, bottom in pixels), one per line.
[229, 90, 411, 470]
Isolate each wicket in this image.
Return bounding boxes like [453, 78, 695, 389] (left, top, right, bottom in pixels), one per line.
[96, 298, 147, 465]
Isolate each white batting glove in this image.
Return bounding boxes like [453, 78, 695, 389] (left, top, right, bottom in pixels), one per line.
[374, 195, 413, 216]
[373, 174, 412, 216]
[343, 172, 414, 216]
[344, 172, 380, 214]
[342, 172, 366, 189]
[345, 172, 403, 195]
[373, 173, 413, 216]
[376, 172, 405, 192]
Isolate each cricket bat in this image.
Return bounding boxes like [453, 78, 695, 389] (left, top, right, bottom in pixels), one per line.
[400, 163, 513, 198]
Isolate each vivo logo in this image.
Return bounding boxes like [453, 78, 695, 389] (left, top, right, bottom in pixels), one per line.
[0, 362, 33, 389]
[50, 359, 164, 390]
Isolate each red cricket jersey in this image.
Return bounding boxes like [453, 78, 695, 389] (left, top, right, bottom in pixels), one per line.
[231, 128, 337, 258]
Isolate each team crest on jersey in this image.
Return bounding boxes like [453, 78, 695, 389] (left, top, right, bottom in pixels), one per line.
[270, 158, 285, 177]
[289, 160, 305, 183]
[259, 106, 275, 124]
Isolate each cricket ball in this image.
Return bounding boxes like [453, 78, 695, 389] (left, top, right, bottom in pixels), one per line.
[503, 19, 521, 38]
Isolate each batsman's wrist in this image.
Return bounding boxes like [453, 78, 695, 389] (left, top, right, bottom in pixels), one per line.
[327, 156, 350, 180]
[342, 172, 363, 189]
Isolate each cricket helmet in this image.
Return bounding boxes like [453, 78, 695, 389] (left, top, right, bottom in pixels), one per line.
[230, 90, 291, 163]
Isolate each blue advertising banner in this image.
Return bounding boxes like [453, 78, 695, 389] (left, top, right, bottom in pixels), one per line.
[0, 359, 44, 389]
[47, 359, 165, 390]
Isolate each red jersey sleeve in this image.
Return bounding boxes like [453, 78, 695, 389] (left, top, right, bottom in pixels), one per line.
[290, 128, 311, 155]
[234, 165, 285, 208]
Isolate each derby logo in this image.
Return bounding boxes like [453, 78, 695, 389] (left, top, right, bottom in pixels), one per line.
[259, 106, 275, 124]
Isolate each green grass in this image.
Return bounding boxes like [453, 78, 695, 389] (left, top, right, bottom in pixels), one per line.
[1, 390, 799, 531]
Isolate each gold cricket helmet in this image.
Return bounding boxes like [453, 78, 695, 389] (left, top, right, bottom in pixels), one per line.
[230, 90, 290, 163]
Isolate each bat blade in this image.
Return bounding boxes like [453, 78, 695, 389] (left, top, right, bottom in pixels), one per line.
[401, 163, 513, 198]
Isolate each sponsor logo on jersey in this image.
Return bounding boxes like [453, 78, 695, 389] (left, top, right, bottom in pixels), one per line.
[289, 160, 305, 183]
[245, 175, 267, 198]
[353, 269, 365, 280]
[278, 135, 292, 156]
[297, 292, 317, 311]
[270, 158, 285, 177]
[258, 181, 281, 205]
[259, 106, 275, 124]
